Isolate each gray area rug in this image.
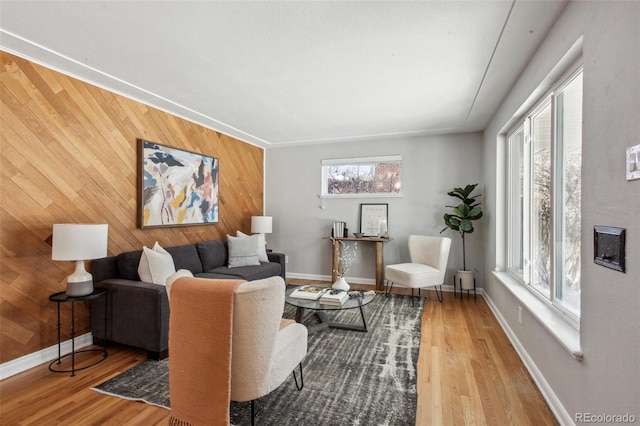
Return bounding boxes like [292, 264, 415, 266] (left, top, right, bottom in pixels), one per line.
[92, 293, 422, 425]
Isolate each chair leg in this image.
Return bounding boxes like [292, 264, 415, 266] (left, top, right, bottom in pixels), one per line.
[465, 280, 478, 300]
[385, 280, 394, 296]
[293, 362, 304, 391]
[435, 285, 443, 302]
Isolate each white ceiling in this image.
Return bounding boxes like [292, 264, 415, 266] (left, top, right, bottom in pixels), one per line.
[0, 1, 567, 148]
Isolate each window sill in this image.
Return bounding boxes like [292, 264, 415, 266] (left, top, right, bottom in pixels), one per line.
[492, 271, 583, 360]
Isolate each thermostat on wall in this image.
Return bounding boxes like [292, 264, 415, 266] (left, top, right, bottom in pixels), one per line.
[594, 226, 625, 272]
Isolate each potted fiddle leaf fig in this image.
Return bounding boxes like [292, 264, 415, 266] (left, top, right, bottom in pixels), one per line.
[440, 183, 483, 290]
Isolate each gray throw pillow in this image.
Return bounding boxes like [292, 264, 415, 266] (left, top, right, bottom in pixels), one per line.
[237, 230, 269, 262]
[227, 234, 260, 268]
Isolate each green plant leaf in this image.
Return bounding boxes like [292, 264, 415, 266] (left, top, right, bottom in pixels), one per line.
[443, 214, 460, 231]
[447, 191, 466, 202]
[453, 203, 470, 217]
[469, 206, 483, 218]
[459, 219, 473, 233]
[464, 183, 478, 193]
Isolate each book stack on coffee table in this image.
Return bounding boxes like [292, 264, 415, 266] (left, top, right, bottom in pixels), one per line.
[289, 285, 328, 300]
[319, 290, 349, 306]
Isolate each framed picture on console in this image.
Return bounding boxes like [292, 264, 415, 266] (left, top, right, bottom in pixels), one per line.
[359, 203, 388, 237]
[137, 139, 219, 228]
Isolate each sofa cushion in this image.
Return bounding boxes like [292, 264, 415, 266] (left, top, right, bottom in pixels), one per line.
[227, 234, 260, 268]
[196, 240, 228, 270]
[207, 262, 281, 281]
[117, 250, 143, 281]
[166, 244, 204, 274]
[196, 272, 244, 280]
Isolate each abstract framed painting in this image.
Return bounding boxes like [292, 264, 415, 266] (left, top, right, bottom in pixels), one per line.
[137, 139, 219, 228]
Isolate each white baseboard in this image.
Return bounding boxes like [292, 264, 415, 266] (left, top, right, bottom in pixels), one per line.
[286, 273, 463, 294]
[0, 333, 94, 380]
[483, 293, 573, 426]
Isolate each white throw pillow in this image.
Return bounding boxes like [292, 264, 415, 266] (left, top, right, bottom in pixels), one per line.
[165, 269, 194, 300]
[138, 242, 176, 285]
[236, 230, 268, 262]
[227, 234, 261, 268]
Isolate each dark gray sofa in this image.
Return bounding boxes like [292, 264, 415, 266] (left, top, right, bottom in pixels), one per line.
[90, 239, 285, 359]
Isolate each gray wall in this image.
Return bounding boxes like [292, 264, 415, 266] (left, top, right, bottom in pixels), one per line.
[265, 1, 640, 421]
[265, 133, 483, 285]
[483, 1, 639, 422]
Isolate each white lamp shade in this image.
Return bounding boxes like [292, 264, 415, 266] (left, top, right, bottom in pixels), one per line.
[251, 216, 272, 234]
[52, 224, 109, 261]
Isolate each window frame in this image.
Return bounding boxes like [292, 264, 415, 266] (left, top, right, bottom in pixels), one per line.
[507, 124, 525, 280]
[551, 66, 584, 320]
[321, 155, 402, 198]
[506, 61, 583, 327]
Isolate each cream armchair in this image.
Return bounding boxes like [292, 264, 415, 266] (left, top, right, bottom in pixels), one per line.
[168, 276, 307, 425]
[385, 235, 452, 303]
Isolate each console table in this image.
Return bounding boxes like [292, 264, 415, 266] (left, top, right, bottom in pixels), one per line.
[326, 236, 393, 291]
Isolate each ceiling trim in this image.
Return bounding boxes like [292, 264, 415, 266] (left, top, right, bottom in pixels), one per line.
[466, 0, 516, 121]
[267, 127, 463, 148]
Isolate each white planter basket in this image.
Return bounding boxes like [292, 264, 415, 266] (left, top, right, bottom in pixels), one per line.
[454, 270, 476, 299]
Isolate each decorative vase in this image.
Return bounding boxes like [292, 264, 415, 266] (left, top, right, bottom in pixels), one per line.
[332, 276, 350, 292]
[456, 270, 475, 290]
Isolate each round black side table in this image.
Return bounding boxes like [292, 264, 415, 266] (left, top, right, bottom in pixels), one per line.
[49, 288, 108, 376]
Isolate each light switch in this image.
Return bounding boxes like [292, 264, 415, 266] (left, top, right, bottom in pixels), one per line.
[626, 144, 640, 181]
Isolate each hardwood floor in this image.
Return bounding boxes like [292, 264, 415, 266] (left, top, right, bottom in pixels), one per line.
[0, 345, 167, 425]
[0, 284, 557, 425]
[415, 290, 557, 426]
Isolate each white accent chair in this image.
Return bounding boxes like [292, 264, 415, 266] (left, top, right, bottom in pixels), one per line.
[168, 276, 308, 425]
[231, 278, 308, 424]
[385, 235, 452, 303]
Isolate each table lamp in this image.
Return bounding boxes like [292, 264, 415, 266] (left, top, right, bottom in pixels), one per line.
[251, 216, 272, 235]
[52, 224, 108, 297]
[251, 216, 272, 255]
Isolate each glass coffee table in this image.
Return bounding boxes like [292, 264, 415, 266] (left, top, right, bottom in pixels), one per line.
[285, 285, 375, 333]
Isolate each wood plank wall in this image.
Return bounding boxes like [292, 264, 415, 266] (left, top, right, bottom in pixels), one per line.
[0, 52, 265, 364]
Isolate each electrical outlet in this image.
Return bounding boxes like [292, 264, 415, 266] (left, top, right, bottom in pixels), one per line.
[518, 306, 523, 324]
[285, 255, 289, 263]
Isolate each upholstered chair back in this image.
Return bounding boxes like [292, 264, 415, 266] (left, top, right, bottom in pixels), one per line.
[167, 275, 307, 425]
[230, 276, 290, 401]
[408, 235, 452, 277]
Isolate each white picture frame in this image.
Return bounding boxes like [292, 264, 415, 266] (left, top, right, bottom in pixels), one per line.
[359, 203, 388, 237]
